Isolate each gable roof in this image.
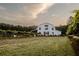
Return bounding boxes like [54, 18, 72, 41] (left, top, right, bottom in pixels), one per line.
[37, 23, 55, 27]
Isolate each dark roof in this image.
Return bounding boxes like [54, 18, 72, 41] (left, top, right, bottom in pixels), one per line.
[37, 23, 54, 27]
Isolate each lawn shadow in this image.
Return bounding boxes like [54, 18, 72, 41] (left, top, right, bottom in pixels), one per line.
[68, 35, 79, 56]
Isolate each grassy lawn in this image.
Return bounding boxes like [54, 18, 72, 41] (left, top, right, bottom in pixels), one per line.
[0, 37, 75, 56]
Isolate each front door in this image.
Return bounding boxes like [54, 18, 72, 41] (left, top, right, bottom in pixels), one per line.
[44, 32, 49, 36]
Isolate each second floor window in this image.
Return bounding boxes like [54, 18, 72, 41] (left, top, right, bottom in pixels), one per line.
[39, 27, 41, 30]
[44, 25, 48, 27]
[45, 28, 48, 30]
[52, 28, 54, 30]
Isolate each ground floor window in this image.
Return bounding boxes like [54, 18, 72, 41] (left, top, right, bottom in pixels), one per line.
[52, 32, 54, 35]
[44, 32, 49, 36]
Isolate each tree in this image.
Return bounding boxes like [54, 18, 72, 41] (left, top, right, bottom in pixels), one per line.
[66, 10, 79, 35]
[0, 22, 37, 37]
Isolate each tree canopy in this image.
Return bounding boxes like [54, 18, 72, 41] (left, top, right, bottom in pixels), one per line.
[0, 23, 37, 37]
[66, 10, 79, 35]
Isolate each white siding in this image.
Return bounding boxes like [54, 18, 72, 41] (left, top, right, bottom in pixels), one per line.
[36, 23, 61, 36]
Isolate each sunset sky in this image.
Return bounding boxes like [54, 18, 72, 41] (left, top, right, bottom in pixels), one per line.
[0, 3, 79, 26]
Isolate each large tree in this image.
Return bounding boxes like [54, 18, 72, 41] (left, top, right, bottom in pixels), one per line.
[66, 10, 79, 35]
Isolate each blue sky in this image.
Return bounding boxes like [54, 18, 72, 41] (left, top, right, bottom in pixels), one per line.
[0, 3, 79, 26]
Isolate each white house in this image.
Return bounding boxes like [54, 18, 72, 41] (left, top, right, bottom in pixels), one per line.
[36, 23, 61, 36]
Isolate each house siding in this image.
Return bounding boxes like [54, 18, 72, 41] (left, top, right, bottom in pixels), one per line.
[37, 23, 61, 36]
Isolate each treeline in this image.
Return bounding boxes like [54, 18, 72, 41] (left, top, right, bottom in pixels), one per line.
[0, 23, 37, 38]
[0, 23, 37, 32]
[56, 25, 67, 35]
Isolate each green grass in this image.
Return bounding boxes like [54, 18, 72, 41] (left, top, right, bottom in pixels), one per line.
[0, 37, 75, 56]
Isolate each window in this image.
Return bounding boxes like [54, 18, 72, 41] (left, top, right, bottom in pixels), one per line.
[44, 32, 49, 36]
[45, 28, 48, 30]
[52, 28, 54, 30]
[52, 32, 54, 35]
[44, 25, 48, 27]
[39, 27, 41, 30]
[47, 32, 49, 35]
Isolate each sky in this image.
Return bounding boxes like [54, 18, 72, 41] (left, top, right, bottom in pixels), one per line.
[0, 3, 79, 26]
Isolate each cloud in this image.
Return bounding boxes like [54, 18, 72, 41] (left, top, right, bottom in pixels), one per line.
[0, 6, 6, 10]
[1, 3, 79, 26]
[50, 15, 67, 26]
[34, 13, 68, 26]
[22, 3, 54, 18]
[0, 3, 54, 26]
[0, 3, 68, 26]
